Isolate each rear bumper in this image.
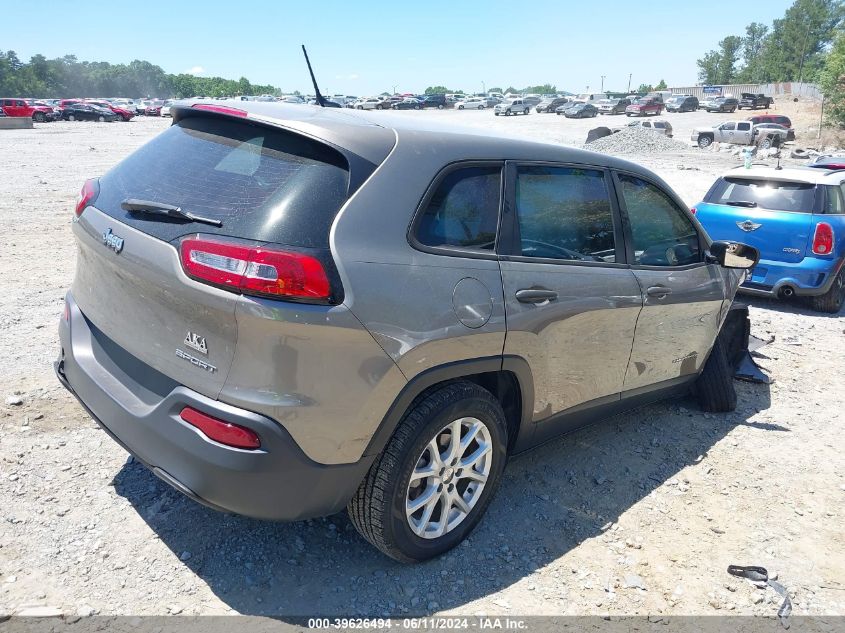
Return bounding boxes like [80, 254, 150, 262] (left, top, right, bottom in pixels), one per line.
[56, 293, 373, 521]
[739, 256, 844, 297]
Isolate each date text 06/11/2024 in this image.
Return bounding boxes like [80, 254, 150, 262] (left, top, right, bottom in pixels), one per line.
[306, 618, 528, 630]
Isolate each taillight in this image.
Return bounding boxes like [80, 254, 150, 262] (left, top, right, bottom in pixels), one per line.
[74, 178, 99, 217]
[180, 407, 261, 449]
[179, 236, 331, 301]
[191, 104, 247, 117]
[812, 222, 834, 255]
[690, 207, 697, 215]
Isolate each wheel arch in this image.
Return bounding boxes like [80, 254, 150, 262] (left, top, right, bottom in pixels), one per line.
[362, 356, 535, 459]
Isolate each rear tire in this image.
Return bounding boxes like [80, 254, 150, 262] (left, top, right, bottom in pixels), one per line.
[809, 269, 845, 313]
[348, 381, 508, 563]
[695, 337, 737, 413]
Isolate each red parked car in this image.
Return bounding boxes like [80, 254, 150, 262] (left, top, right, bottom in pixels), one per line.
[145, 100, 164, 116]
[0, 97, 58, 122]
[748, 114, 792, 129]
[86, 100, 134, 121]
[625, 97, 664, 117]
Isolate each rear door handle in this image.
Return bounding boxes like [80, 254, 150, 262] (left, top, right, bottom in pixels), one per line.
[646, 286, 672, 298]
[516, 288, 558, 304]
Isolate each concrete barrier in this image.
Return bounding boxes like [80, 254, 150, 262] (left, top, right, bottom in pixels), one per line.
[0, 117, 34, 130]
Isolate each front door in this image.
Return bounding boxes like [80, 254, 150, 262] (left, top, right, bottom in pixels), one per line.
[499, 163, 643, 425]
[613, 171, 728, 392]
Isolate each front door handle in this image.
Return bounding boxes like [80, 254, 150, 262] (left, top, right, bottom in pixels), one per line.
[516, 288, 558, 304]
[646, 285, 672, 298]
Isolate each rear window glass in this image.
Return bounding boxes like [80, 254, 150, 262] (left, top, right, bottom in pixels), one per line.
[705, 178, 817, 213]
[95, 116, 350, 248]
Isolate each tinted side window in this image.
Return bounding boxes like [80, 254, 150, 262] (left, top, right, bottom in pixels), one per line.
[618, 174, 701, 267]
[738, 122, 751, 131]
[415, 166, 500, 251]
[514, 166, 616, 262]
[825, 185, 845, 214]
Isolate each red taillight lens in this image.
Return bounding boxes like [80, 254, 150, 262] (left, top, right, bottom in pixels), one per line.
[191, 104, 247, 117]
[180, 407, 261, 449]
[74, 178, 99, 217]
[180, 237, 331, 301]
[812, 222, 834, 255]
[690, 207, 697, 215]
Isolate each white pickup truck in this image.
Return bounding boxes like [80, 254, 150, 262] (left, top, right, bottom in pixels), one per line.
[691, 120, 790, 149]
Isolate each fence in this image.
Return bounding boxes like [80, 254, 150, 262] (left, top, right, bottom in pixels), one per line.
[666, 82, 822, 100]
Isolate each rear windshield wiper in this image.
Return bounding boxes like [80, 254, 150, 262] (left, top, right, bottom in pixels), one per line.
[120, 199, 223, 227]
[725, 200, 758, 208]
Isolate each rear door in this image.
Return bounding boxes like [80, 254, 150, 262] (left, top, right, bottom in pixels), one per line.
[736, 121, 753, 144]
[613, 172, 727, 391]
[694, 176, 818, 264]
[499, 163, 642, 423]
[72, 113, 357, 399]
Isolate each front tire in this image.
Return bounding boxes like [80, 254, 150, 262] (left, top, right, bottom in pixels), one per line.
[348, 381, 508, 563]
[698, 135, 713, 148]
[695, 336, 737, 413]
[810, 268, 845, 313]
[33, 112, 46, 122]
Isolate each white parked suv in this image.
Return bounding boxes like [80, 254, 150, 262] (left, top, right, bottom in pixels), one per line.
[494, 99, 530, 116]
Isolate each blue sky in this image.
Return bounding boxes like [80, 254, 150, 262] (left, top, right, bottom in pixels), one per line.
[2, 0, 792, 95]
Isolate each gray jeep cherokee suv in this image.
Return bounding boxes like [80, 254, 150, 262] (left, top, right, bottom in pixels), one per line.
[56, 100, 758, 562]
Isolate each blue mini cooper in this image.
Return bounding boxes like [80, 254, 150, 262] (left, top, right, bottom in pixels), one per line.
[693, 165, 845, 313]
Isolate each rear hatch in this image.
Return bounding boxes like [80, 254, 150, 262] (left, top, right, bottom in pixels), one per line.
[694, 175, 819, 263]
[70, 111, 374, 398]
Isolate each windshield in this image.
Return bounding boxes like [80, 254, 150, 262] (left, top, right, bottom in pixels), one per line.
[706, 177, 818, 212]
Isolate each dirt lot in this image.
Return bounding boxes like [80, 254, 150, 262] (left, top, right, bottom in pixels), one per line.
[1, 102, 843, 620]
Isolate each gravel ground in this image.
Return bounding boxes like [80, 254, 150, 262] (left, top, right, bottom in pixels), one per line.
[1, 110, 843, 620]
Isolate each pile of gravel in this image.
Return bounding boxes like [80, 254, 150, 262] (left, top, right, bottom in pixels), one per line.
[584, 126, 692, 155]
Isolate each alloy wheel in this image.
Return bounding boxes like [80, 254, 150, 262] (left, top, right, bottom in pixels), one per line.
[405, 417, 492, 539]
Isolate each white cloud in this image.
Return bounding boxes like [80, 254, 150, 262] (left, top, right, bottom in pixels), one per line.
[185, 66, 205, 75]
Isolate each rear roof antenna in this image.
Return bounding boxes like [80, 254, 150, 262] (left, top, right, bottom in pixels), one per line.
[301, 45, 326, 107]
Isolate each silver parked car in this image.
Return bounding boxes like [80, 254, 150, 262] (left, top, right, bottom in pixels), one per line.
[57, 100, 758, 563]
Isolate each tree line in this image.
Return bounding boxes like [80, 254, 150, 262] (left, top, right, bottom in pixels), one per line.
[696, 0, 844, 85]
[0, 51, 281, 98]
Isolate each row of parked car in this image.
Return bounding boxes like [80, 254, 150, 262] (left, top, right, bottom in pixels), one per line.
[0, 96, 185, 123]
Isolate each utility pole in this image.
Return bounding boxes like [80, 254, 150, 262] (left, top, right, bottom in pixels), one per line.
[392, 84, 397, 95]
[482, 80, 486, 95]
[601, 75, 605, 93]
[627, 73, 632, 93]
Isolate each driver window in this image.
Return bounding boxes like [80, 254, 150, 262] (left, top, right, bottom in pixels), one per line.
[515, 166, 616, 262]
[617, 174, 701, 266]
[721, 122, 736, 131]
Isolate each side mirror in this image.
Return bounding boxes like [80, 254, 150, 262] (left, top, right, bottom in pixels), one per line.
[709, 241, 759, 269]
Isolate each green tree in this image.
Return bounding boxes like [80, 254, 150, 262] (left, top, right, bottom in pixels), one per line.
[759, 0, 845, 82]
[523, 83, 556, 94]
[697, 50, 721, 84]
[654, 79, 668, 90]
[820, 29, 845, 124]
[716, 36, 743, 84]
[488, 86, 503, 93]
[424, 85, 450, 95]
[738, 22, 770, 82]
[505, 86, 518, 94]
[636, 83, 653, 93]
